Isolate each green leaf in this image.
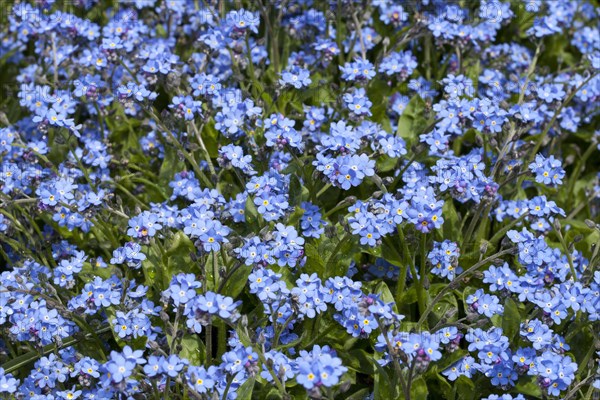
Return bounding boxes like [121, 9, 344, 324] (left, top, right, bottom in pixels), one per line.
[245, 195, 260, 227]
[79, 262, 115, 281]
[464, 59, 481, 94]
[401, 285, 418, 304]
[288, 206, 305, 228]
[438, 350, 469, 371]
[502, 297, 520, 342]
[377, 155, 398, 173]
[562, 219, 600, 257]
[236, 377, 256, 400]
[203, 124, 220, 159]
[514, 5, 536, 38]
[373, 362, 393, 400]
[442, 201, 462, 242]
[180, 334, 205, 366]
[264, 388, 284, 400]
[288, 174, 304, 207]
[410, 376, 429, 399]
[299, 84, 336, 106]
[395, 95, 426, 145]
[339, 349, 375, 375]
[373, 281, 398, 312]
[155, 24, 167, 37]
[163, 231, 197, 281]
[433, 373, 455, 400]
[455, 376, 475, 400]
[346, 388, 372, 400]
[304, 242, 325, 276]
[324, 237, 357, 278]
[158, 144, 183, 188]
[514, 375, 542, 398]
[304, 230, 357, 278]
[236, 320, 253, 348]
[381, 236, 404, 267]
[141, 243, 164, 291]
[221, 264, 252, 298]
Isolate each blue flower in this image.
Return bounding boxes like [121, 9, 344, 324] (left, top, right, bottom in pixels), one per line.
[103, 351, 136, 383]
[186, 365, 217, 394]
[529, 154, 565, 186]
[279, 66, 311, 89]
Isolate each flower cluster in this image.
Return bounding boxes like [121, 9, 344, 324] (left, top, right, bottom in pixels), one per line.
[0, 0, 599, 399]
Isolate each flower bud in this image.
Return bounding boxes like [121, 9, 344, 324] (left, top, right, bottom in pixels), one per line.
[585, 219, 598, 229]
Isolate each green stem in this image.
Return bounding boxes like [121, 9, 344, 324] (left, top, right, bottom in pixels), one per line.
[129, 177, 169, 201]
[396, 241, 409, 307]
[3, 326, 111, 374]
[518, 43, 542, 105]
[169, 307, 182, 354]
[316, 183, 332, 199]
[216, 319, 227, 359]
[164, 377, 171, 400]
[417, 247, 516, 327]
[273, 311, 296, 348]
[375, 319, 407, 399]
[221, 375, 234, 400]
[488, 213, 529, 245]
[325, 233, 352, 274]
[566, 143, 596, 200]
[254, 345, 286, 394]
[51, 33, 58, 86]
[323, 198, 354, 219]
[413, 233, 428, 317]
[188, 121, 216, 179]
[212, 250, 219, 290]
[518, 71, 598, 188]
[553, 222, 577, 281]
[216, 262, 244, 294]
[205, 320, 212, 368]
[567, 190, 600, 220]
[351, 12, 367, 59]
[299, 323, 336, 350]
[144, 108, 213, 189]
[463, 202, 486, 248]
[114, 182, 148, 209]
[336, 1, 344, 66]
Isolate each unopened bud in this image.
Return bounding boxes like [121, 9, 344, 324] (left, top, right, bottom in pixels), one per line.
[480, 241, 489, 254]
[382, 176, 394, 185]
[148, 340, 160, 351]
[370, 174, 384, 190]
[160, 311, 170, 323]
[475, 135, 484, 147]
[345, 196, 357, 205]
[307, 388, 322, 399]
[585, 219, 597, 229]
[553, 219, 561, 231]
[258, 331, 266, 345]
[265, 357, 273, 369]
[338, 380, 352, 393]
